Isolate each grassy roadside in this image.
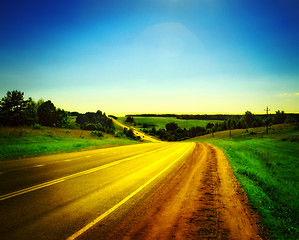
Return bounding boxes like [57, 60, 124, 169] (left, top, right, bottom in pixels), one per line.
[197, 125, 298, 239]
[0, 126, 138, 160]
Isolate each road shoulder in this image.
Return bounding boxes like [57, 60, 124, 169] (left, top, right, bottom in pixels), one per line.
[99, 143, 263, 239]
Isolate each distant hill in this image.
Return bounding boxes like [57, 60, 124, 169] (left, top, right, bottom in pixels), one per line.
[127, 113, 299, 121]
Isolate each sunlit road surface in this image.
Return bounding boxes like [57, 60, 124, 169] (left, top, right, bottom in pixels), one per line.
[0, 142, 195, 240]
[110, 118, 161, 142]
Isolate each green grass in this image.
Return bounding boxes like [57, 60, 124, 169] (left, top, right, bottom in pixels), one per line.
[118, 116, 222, 130]
[201, 125, 299, 239]
[0, 127, 138, 160]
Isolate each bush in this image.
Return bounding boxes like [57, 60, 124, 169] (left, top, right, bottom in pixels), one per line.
[114, 132, 124, 138]
[56, 108, 71, 128]
[76, 111, 115, 134]
[67, 121, 80, 129]
[123, 128, 141, 141]
[165, 122, 179, 132]
[125, 116, 135, 123]
[32, 123, 43, 130]
[90, 131, 104, 138]
[82, 123, 97, 130]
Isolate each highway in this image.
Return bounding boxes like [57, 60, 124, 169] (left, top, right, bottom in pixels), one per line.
[0, 142, 195, 240]
[109, 118, 161, 143]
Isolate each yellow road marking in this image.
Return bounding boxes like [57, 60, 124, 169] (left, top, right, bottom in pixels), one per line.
[0, 144, 174, 201]
[34, 164, 45, 168]
[66, 143, 194, 240]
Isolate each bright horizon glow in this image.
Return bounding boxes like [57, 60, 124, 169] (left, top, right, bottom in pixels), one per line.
[0, 0, 298, 115]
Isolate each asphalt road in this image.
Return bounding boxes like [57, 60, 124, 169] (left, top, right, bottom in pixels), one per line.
[109, 118, 161, 142]
[0, 142, 195, 240]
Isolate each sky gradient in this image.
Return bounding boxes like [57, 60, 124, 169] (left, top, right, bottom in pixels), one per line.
[0, 0, 298, 115]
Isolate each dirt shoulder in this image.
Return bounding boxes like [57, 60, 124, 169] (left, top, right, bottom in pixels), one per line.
[102, 143, 263, 239]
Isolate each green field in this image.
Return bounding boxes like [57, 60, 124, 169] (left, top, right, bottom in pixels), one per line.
[118, 116, 222, 130]
[0, 126, 138, 160]
[197, 125, 299, 239]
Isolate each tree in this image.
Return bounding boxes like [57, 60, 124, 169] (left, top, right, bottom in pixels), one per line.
[242, 111, 255, 128]
[125, 116, 135, 124]
[237, 118, 247, 129]
[273, 110, 286, 124]
[124, 128, 140, 140]
[76, 114, 88, 125]
[36, 99, 45, 108]
[206, 122, 214, 130]
[151, 127, 157, 135]
[56, 108, 70, 128]
[23, 97, 38, 125]
[165, 122, 179, 132]
[75, 111, 115, 134]
[0, 90, 28, 125]
[37, 100, 57, 126]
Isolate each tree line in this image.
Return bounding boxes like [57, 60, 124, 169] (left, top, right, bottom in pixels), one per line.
[128, 113, 299, 122]
[0, 90, 115, 134]
[128, 113, 233, 120]
[1, 90, 297, 142]
[127, 110, 298, 141]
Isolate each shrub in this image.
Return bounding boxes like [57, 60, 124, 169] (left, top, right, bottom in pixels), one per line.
[123, 128, 141, 141]
[90, 131, 104, 138]
[82, 123, 97, 130]
[114, 132, 123, 138]
[32, 123, 43, 130]
[76, 111, 115, 134]
[67, 121, 80, 129]
[125, 116, 135, 123]
[165, 122, 179, 132]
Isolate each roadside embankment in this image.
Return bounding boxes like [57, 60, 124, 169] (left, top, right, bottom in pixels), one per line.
[0, 126, 138, 160]
[200, 124, 299, 239]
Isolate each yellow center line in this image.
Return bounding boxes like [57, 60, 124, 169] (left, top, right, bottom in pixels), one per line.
[66, 143, 195, 240]
[0, 144, 176, 201]
[34, 164, 45, 168]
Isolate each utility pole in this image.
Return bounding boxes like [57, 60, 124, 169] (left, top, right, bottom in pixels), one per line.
[265, 106, 270, 134]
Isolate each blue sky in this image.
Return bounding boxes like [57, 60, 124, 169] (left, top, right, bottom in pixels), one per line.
[0, 0, 298, 114]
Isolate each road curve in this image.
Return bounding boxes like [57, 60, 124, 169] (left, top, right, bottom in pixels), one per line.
[110, 118, 161, 143]
[0, 142, 195, 240]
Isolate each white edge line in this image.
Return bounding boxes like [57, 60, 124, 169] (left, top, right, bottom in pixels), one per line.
[66, 143, 194, 240]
